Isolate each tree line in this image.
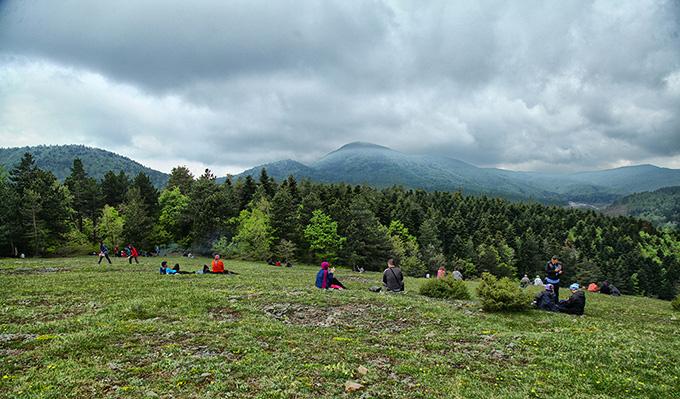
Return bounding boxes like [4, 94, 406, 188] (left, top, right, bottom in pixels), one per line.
[1, 153, 678, 299]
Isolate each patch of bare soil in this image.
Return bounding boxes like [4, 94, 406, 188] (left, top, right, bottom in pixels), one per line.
[262, 302, 416, 332]
[207, 306, 241, 322]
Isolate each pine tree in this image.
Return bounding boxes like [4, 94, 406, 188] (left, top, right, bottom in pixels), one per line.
[121, 187, 153, 248]
[166, 166, 194, 195]
[101, 170, 130, 207]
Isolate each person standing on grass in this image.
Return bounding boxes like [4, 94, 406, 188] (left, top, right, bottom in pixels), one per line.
[383, 258, 404, 292]
[127, 243, 139, 264]
[98, 240, 112, 265]
[545, 255, 563, 303]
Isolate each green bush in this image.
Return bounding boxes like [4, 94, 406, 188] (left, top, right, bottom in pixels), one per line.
[672, 296, 680, 311]
[477, 272, 530, 312]
[419, 277, 471, 300]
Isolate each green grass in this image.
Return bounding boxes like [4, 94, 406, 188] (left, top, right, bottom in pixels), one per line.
[1, 257, 678, 398]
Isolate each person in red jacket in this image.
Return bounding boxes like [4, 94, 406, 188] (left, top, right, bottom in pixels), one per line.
[127, 244, 139, 264]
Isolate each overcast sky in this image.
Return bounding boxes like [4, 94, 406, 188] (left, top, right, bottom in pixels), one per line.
[1, 0, 679, 175]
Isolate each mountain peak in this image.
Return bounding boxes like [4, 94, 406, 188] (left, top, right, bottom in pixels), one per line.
[335, 142, 392, 151]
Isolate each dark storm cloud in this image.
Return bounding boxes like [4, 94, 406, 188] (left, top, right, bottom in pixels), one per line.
[0, 0, 678, 174]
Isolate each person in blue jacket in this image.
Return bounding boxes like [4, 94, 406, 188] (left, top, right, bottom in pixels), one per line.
[533, 284, 558, 312]
[98, 241, 112, 265]
[160, 261, 177, 274]
[315, 261, 346, 289]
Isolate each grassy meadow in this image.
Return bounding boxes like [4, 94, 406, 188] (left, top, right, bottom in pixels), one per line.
[1, 256, 679, 398]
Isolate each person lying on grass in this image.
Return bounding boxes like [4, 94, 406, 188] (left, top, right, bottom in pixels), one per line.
[558, 283, 586, 315]
[533, 284, 558, 312]
[315, 261, 346, 289]
[201, 255, 238, 274]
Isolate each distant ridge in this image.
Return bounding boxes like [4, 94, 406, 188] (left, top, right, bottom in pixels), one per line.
[2, 142, 679, 204]
[236, 142, 680, 205]
[0, 145, 169, 187]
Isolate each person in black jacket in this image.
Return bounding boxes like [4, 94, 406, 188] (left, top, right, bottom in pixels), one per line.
[533, 284, 558, 312]
[545, 256, 563, 303]
[558, 283, 586, 315]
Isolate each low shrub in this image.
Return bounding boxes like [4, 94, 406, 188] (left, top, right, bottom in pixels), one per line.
[477, 272, 530, 312]
[419, 277, 471, 300]
[672, 296, 680, 311]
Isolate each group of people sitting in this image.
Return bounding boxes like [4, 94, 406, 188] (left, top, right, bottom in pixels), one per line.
[533, 283, 586, 315]
[587, 280, 621, 296]
[159, 254, 238, 275]
[436, 266, 463, 280]
[314, 258, 407, 293]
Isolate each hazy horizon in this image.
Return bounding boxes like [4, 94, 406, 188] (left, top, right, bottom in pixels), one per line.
[1, 1, 679, 176]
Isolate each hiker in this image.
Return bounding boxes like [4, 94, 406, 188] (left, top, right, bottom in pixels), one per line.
[558, 283, 586, 315]
[520, 274, 531, 288]
[545, 255, 563, 303]
[113, 245, 119, 257]
[98, 241, 112, 265]
[533, 275, 543, 286]
[315, 261, 345, 289]
[533, 284, 558, 312]
[202, 255, 238, 274]
[126, 244, 139, 264]
[587, 282, 599, 293]
[160, 261, 176, 274]
[283, 258, 293, 268]
[452, 269, 463, 280]
[383, 258, 404, 292]
[437, 266, 446, 279]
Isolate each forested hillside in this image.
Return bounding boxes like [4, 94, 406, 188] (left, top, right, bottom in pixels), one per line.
[1, 153, 678, 299]
[0, 145, 169, 187]
[605, 186, 680, 229]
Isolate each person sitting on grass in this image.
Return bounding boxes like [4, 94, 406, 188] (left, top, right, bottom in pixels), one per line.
[558, 283, 586, 315]
[533, 284, 558, 312]
[315, 261, 346, 289]
[201, 255, 238, 274]
[533, 275, 543, 286]
[587, 282, 599, 292]
[437, 266, 446, 279]
[452, 269, 463, 281]
[520, 274, 531, 288]
[383, 258, 404, 292]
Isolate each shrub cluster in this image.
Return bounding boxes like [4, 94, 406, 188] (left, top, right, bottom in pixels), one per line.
[477, 272, 530, 312]
[672, 296, 680, 311]
[419, 277, 471, 300]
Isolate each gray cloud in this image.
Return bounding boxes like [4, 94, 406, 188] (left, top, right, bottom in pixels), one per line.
[0, 0, 679, 175]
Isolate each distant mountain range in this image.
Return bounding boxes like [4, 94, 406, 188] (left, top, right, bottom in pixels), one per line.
[2, 143, 680, 206]
[0, 145, 169, 187]
[238, 142, 680, 204]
